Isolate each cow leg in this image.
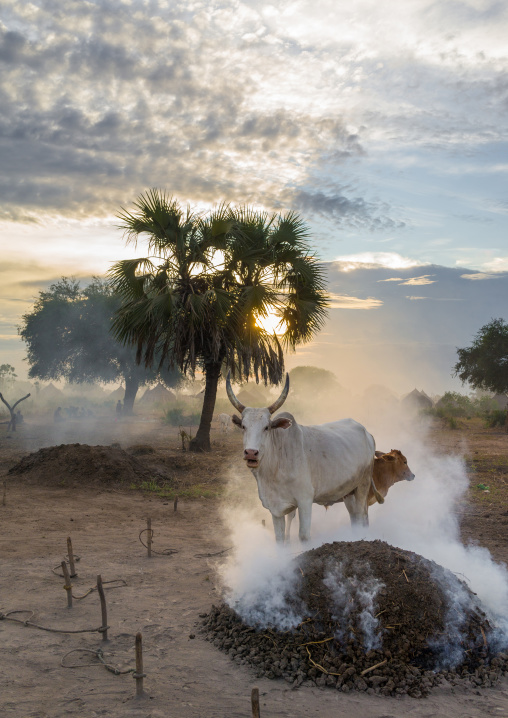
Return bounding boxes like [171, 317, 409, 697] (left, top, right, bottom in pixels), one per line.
[272, 515, 286, 543]
[344, 493, 369, 528]
[297, 501, 313, 542]
[285, 510, 296, 541]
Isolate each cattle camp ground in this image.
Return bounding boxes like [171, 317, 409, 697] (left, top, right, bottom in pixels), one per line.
[1, 410, 508, 718]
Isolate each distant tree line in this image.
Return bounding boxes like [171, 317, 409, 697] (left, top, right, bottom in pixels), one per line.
[19, 277, 181, 414]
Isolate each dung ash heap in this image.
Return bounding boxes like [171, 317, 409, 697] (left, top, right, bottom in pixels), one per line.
[203, 540, 508, 697]
[7, 442, 168, 486]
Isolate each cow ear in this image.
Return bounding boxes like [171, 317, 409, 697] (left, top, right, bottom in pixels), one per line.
[374, 451, 384, 458]
[232, 414, 242, 427]
[383, 453, 396, 461]
[271, 417, 292, 430]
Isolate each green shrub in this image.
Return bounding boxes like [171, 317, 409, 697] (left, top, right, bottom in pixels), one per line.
[164, 407, 201, 426]
[164, 407, 184, 425]
[485, 410, 507, 428]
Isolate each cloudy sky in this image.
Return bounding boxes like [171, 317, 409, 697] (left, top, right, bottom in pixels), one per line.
[1, 0, 507, 389]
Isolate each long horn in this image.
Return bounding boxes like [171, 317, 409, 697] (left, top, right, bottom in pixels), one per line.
[226, 371, 245, 413]
[268, 373, 290, 414]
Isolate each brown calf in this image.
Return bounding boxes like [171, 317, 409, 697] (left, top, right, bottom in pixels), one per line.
[368, 449, 415, 506]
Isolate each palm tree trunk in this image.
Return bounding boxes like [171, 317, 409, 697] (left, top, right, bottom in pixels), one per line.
[123, 375, 139, 415]
[189, 360, 222, 452]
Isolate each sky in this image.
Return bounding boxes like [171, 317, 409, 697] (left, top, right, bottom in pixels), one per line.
[1, 0, 507, 390]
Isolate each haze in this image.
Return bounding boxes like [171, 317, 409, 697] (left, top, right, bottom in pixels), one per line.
[1, 0, 507, 394]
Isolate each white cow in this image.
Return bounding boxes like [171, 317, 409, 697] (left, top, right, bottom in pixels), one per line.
[218, 413, 231, 434]
[226, 372, 379, 543]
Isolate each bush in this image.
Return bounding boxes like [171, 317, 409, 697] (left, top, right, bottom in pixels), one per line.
[447, 416, 458, 429]
[163, 407, 201, 426]
[485, 410, 507, 428]
[435, 392, 474, 418]
[164, 407, 184, 425]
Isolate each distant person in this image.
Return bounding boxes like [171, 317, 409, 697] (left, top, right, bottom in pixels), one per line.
[15, 410, 24, 425]
[54, 407, 64, 423]
[116, 400, 123, 418]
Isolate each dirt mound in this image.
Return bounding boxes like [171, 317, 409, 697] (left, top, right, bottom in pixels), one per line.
[126, 444, 156, 456]
[203, 540, 508, 697]
[7, 443, 167, 486]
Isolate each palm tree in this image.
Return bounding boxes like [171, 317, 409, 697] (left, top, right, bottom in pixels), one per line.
[109, 190, 328, 451]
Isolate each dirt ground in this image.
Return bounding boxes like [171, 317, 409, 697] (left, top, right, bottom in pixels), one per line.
[1, 415, 508, 718]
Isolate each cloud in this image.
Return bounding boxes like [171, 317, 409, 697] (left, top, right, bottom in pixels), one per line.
[377, 277, 404, 282]
[328, 293, 383, 309]
[334, 252, 428, 271]
[482, 257, 508, 272]
[399, 275, 436, 286]
[406, 296, 428, 301]
[0, 2, 374, 221]
[293, 190, 404, 231]
[460, 272, 500, 281]
[1, 0, 506, 230]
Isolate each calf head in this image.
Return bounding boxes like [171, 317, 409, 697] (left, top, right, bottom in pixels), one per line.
[226, 372, 292, 469]
[374, 449, 415, 483]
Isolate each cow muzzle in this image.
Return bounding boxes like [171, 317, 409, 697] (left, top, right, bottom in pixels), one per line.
[244, 449, 260, 468]
[407, 472, 415, 481]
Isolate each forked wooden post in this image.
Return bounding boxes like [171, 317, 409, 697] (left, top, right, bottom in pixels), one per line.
[135, 632, 145, 696]
[67, 536, 76, 577]
[147, 518, 152, 558]
[61, 561, 72, 608]
[96, 574, 108, 641]
[251, 686, 260, 718]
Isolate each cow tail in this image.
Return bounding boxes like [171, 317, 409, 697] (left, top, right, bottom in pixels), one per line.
[371, 478, 385, 504]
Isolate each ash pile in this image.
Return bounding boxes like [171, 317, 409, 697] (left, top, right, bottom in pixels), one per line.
[8, 442, 168, 486]
[203, 540, 508, 698]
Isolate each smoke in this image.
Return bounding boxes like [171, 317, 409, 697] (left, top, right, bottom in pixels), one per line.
[217, 403, 508, 656]
[323, 561, 383, 651]
[429, 565, 479, 669]
[218, 511, 304, 631]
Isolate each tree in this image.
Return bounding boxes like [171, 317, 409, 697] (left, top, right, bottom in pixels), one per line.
[0, 364, 17, 390]
[0, 391, 30, 432]
[289, 366, 341, 396]
[454, 318, 508, 394]
[109, 190, 328, 451]
[19, 277, 181, 413]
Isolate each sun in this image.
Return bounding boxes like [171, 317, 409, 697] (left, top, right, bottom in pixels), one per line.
[256, 311, 286, 335]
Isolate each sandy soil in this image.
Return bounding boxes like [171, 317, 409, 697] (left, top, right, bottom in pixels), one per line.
[1, 416, 508, 718]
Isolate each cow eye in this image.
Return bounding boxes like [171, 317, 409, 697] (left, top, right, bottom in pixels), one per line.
[264, 426, 269, 431]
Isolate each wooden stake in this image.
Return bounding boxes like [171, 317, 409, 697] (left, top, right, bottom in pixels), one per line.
[251, 687, 260, 718]
[67, 536, 76, 577]
[360, 659, 387, 676]
[61, 561, 72, 608]
[135, 632, 145, 697]
[173, 496, 178, 512]
[2, 480, 6, 507]
[147, 518, 152, 558]
[96, 574, 108, 641]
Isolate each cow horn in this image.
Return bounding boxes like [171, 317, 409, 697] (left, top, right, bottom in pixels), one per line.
[268, 373, 290, 414]
[226, 371, 245, 413]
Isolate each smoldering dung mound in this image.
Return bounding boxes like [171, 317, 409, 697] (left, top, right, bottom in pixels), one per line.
[7, 443, 169, 486]
[203, 540, 508, 698]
